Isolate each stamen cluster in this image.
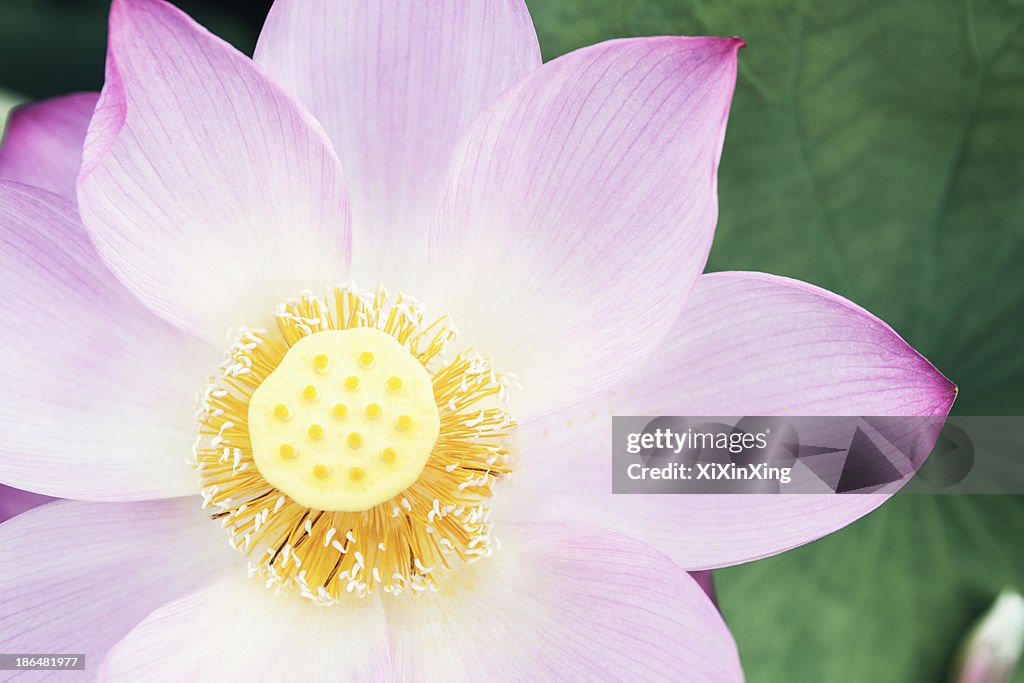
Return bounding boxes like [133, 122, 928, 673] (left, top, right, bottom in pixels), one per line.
[194, 285, 515, 603]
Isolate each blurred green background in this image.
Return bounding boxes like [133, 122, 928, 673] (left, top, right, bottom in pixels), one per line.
[2, 0, 1022, 680]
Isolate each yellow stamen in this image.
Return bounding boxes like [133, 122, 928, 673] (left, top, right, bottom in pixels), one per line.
[194, 285, 515, 603]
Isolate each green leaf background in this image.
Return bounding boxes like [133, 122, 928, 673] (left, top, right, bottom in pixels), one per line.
[2, 1, 1022, 680]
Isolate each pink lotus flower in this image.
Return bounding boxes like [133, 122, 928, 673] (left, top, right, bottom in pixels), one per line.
[953, 590, 1024, 683]
[0, 0, 955, 679]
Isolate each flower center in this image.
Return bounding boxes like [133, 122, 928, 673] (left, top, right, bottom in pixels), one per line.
[194, 285, 515, 602]
[248, 328, 440, 512]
